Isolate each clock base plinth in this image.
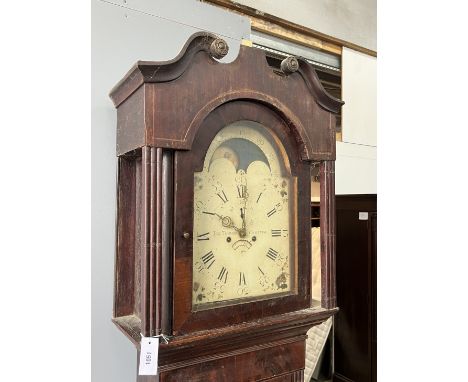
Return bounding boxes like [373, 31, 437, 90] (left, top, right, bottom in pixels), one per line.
[135, 307, 337, 382]
[138, 339, 306, 382]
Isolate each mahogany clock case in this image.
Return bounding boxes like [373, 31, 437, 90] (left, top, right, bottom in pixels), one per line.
[109, 32, 342, 380]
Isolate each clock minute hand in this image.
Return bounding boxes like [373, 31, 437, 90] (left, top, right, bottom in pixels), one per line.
[240, 207, 246, 231]
[243, 183, 248, 235]
[239, 183, 248, 235]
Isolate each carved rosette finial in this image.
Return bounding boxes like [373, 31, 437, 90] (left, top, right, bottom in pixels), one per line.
[280, 56, 299, 75]
[209, 38, 229, 59]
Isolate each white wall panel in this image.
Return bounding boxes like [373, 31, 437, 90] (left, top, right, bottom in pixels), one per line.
[342, 47, 377, 146]
[335, 141, 376, 195]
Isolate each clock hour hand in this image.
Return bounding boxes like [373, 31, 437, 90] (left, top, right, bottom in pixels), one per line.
[237, 208, 247, 238]
[213, 213, 246, 237]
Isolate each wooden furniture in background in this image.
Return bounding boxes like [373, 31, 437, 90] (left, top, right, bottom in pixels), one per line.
[109, 32, 343, 381]
[333, 195, 377, 382]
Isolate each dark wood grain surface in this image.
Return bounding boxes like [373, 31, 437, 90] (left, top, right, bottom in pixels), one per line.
[114, 157, 137, 318]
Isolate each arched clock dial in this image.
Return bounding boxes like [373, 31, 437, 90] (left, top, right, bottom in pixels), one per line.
[192, 121, 297, 310]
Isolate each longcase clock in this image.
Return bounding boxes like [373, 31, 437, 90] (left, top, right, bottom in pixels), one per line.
[110, 32, 343, 382]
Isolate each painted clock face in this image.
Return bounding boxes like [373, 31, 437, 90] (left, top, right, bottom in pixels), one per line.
[192, 121, 297, 310]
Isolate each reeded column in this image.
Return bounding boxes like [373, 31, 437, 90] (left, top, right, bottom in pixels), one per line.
[319, 161, 336, 309]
